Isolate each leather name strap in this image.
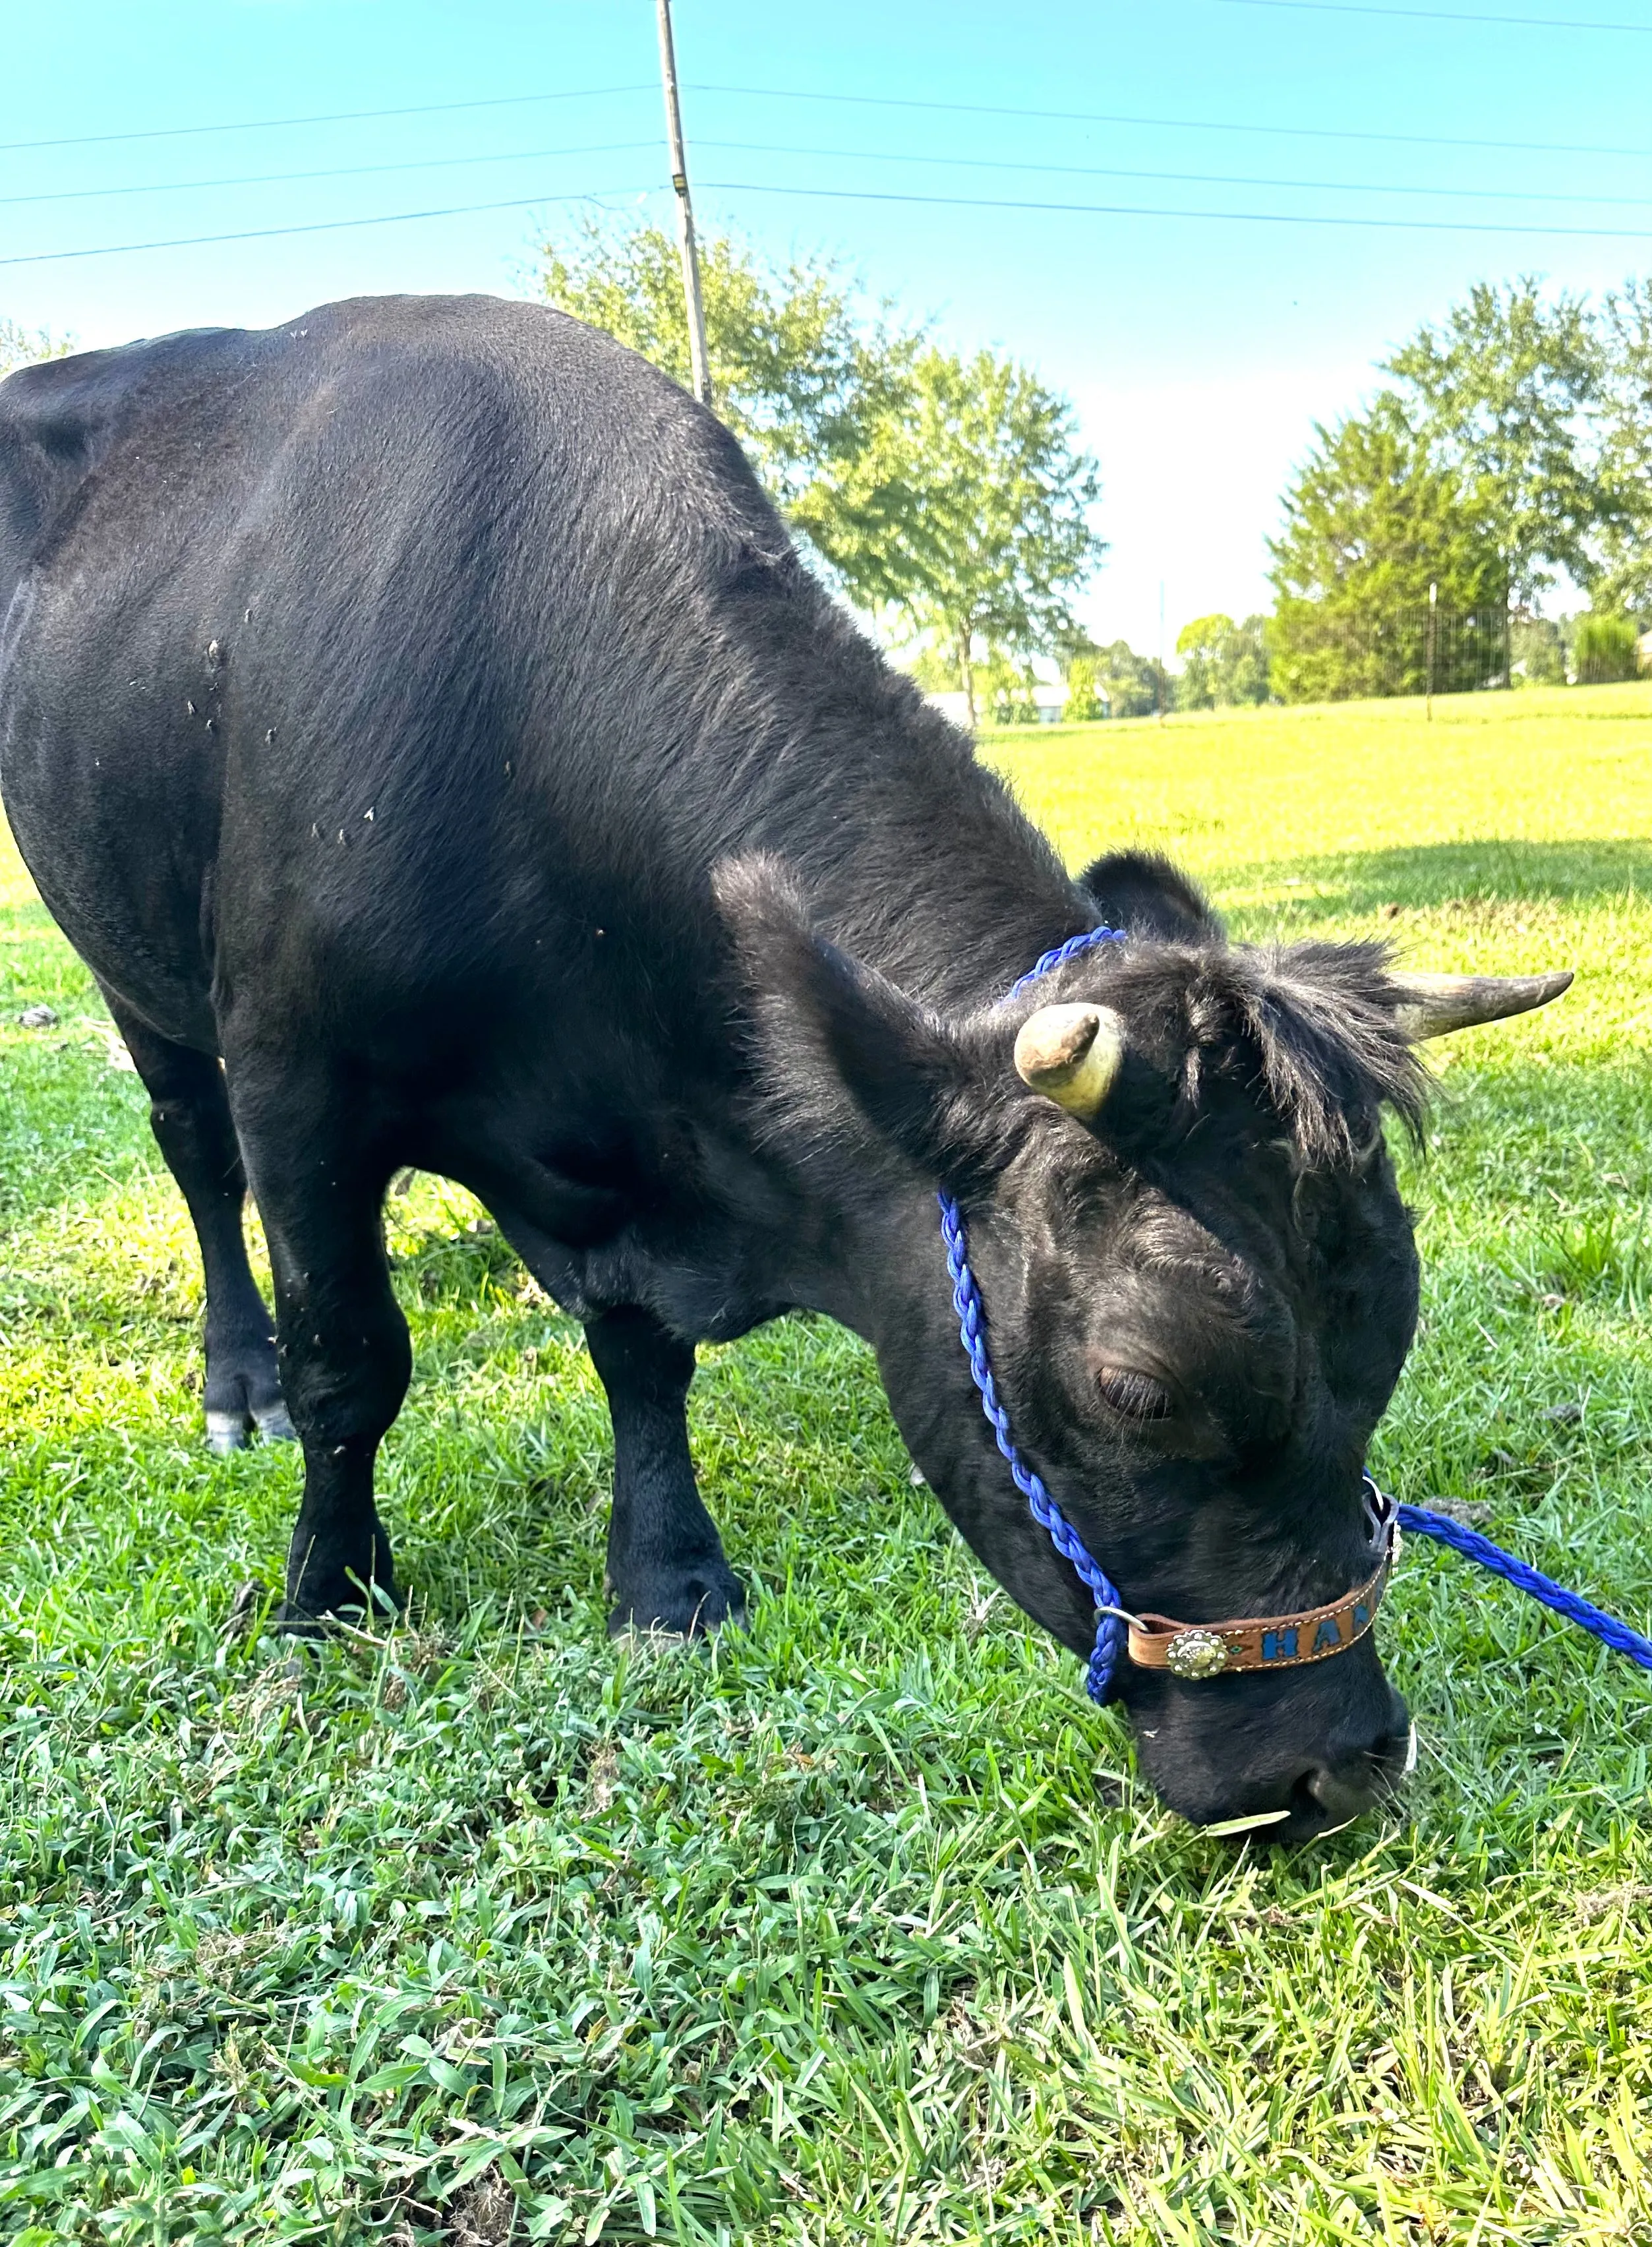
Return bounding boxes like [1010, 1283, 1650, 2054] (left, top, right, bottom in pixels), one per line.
[1126, 1554, 1392, 1680]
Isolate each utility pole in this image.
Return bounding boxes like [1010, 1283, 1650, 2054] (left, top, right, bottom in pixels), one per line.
[1425, 579, 1438, 723]
[655, 0, 712, 408]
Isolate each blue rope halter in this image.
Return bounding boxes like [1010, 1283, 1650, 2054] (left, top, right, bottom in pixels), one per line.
[937, 924, 1652, 1702]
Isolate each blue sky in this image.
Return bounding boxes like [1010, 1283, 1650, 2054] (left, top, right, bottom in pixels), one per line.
[5, 0, 1650, 650]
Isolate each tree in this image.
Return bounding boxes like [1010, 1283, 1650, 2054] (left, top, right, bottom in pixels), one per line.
[1574, 611, 1643, 683]
[1510, 611, 1566, 686]
[1267, 398, 1506, 702]
[1063, 654, 1104, 722]
[1090, 639, 1165, 719]
[1382, 279, 1607, 605]
[982, 651, 1045, 726]
[810, 347, 1103, 725]
[1594, 279, 1652, 621]
[535, 214, 914, 522]
[1174, 613, 1271, 707]
[1270, 276, 1652, 688]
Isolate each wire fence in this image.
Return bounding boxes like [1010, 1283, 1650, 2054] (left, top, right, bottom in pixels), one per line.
[1269, 603, 1512, 702]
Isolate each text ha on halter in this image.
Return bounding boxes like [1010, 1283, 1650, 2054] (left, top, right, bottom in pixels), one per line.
[1113, 1477, 1400, 1682]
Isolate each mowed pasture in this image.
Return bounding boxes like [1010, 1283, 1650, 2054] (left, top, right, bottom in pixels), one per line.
[2, 682, 1651, 2245]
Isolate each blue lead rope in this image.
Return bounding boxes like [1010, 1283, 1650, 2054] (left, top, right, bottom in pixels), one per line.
[938, 922, 1652, 1700]
[940, 1192, 1129, 1701]
[1395, 1506, 1652, 1673]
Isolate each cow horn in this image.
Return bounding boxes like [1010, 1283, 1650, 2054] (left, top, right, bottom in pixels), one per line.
[1014, 1003, 1127, 1117]
[1392, 969, 1574, 1040]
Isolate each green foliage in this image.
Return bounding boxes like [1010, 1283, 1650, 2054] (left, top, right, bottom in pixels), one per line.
[1174, 613, 1232, 709]
[1061, 653, 1104, 723]
[1510, 611, 1567, 686]
[1595, 278, 1652, 621]
[1268, 399, 1506, 702]
[983, 652, 1042, 726]
[1173, 613, 1272, 708]
[897, 636, 962, 694]
[8, 686, 1652, 2238]
[800, 346, 1103, 724]
[1088, 638, 1165, 719]
[897, 636, 1053, 727]
[1382, 278, 1607, 605]
[0, 317, 71, 378]
[535, 214, 914, 524]
[1270, 276, 1652, 688]
[1574, 610, 1643, 684]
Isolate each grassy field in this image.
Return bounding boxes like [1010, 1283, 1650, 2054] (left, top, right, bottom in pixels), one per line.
[3, 682, 1651, 2244]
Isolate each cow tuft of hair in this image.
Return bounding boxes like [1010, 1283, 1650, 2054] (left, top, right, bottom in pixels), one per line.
[1220, 940, 1429, 1168]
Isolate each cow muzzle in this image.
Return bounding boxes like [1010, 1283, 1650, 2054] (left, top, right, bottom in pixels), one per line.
[1124, 1650, 1415, 1842]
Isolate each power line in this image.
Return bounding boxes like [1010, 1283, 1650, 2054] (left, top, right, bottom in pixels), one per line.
[699, 137, 1652, 211]
[16, 171, 1652, 269]
[695, 175, 1652, 240]
[0, 187, 654, 270]
[8, 77, 1652, 169]
[0, 84, 655, 158]
[0, 141, 659, 211]
[688, 80, 1652, 162]
[1220, 0, 1652, 27]
[15, 134, 1652, 219]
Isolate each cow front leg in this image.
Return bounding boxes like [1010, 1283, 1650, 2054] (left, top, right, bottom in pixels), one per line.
[102, 994, 293, 1453]
[229, 1083, 410, 1626]
[585, 1307, 744, 1638]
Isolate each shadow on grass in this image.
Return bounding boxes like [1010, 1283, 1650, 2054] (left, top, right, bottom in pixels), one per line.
[1217, 837, 1652, 916]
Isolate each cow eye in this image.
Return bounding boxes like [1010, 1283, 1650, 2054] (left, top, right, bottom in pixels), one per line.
[1094, 1364, 1173, 1420]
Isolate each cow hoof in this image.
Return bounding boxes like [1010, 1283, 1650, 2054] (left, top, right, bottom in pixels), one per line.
[277, 1606, 335, 1641]
[278, 1582, 402, 1636]
[607, 1567, 746, 1642]
[281, 1545, 401, 1634]
[206, 1410, 251, 1455]
[206, 1402, 297, 1452]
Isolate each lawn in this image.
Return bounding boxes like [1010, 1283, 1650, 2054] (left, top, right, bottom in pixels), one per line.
[3, 682, 1651, 2244]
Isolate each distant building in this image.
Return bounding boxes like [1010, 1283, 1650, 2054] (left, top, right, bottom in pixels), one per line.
[924, 679, 1070, 730]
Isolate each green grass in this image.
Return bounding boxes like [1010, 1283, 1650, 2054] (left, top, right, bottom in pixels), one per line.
[3, 682, 1652, 2244]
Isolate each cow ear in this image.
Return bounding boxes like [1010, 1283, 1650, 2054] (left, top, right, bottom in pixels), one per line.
[713, 856, 1014, 1185]
[1081, 850, 1222, 942]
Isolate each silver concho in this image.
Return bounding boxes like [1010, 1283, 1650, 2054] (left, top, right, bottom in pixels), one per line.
[1164, 1629, 1231, 1681]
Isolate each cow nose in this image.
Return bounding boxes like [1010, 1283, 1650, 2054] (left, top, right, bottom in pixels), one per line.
[1297, 1704, 1414, 1831]
[1301, 1757, 1383, 1825]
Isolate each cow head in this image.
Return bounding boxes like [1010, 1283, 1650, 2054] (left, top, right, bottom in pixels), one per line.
[717, 853, 1570, 1841]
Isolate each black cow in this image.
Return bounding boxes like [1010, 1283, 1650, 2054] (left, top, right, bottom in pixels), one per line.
[0, 297, 1567, 1838]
